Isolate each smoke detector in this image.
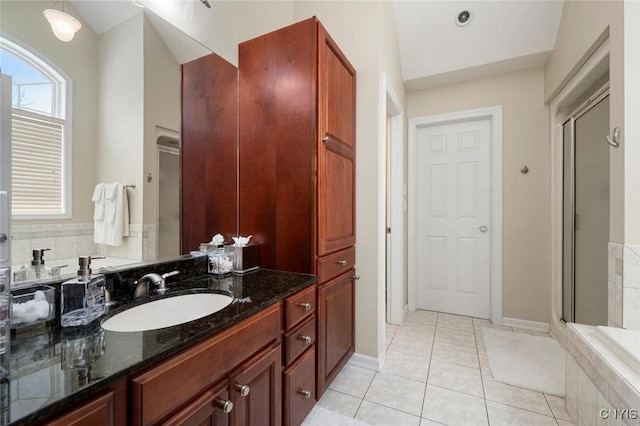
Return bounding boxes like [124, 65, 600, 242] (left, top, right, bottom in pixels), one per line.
[456, 10, 471, 27]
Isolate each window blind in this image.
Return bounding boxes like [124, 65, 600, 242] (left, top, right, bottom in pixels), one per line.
[11, 109, 65, 215]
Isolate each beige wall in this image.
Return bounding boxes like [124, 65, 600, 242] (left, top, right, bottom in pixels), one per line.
[142, 15, 181, 228]
[97, 13, 144, 224]
[3, 1, 98, 224]
[407, 68, 550, 323]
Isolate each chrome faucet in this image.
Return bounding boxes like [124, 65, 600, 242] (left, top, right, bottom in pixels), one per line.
[133, 270, 180, 298]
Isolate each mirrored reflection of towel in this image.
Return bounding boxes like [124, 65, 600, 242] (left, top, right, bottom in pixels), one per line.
[94, 183, 130, 246]
[104, 183, 119, 224]
[92, 183, 106, 220]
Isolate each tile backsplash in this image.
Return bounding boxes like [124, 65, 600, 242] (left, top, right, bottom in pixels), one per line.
[11, 223, 157, 266]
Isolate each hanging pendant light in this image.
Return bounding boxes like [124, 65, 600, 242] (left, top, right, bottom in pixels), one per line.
[43, 0, 81, 42]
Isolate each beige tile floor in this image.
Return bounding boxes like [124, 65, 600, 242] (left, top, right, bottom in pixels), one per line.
[316, 310, 575, 426]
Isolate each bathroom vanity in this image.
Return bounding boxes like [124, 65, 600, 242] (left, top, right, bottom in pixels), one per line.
[6, 264, 317, 425]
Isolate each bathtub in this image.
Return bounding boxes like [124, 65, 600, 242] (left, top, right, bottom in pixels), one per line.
[595, 325, 640, 374]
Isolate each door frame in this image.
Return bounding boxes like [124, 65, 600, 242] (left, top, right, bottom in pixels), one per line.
[408, 106, 503, 324]
[383, 75, 405, 326]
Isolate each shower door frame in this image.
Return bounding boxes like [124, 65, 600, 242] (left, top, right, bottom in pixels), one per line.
[561, 84, 610, 324]
[549, 36, 610, 342]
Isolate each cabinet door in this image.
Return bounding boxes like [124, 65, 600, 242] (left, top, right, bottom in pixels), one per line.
[284, 346, 316, 426]
[317, 25, 356, 256]
[163, 381, 231, 426]
[317, 272, 355, 397]
[45, 392, 113, 426]
[230, 344, 282, 426]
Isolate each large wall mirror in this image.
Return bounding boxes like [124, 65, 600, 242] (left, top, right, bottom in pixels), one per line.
[0, 0, 238, 287]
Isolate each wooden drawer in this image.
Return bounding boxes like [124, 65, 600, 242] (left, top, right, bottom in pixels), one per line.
[283, 346, 316, 426]
[284, 317, 316, 366]
[284, 285, 316, 330]
[130, 304, 280, 426]
[317, 246, 355, 283]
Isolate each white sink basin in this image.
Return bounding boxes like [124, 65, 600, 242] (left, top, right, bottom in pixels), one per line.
[101, 293, 233, 332]
[595, 325, 640, 374]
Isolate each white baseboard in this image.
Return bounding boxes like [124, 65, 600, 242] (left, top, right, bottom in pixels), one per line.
[503, 317, 550, 332]
[348, 352, 383, 372]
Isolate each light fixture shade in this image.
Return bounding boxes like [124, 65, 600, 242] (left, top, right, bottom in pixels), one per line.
[43, 9, 82, 42]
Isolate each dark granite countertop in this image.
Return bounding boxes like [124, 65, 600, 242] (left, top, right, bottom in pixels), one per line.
[3, 268, 317, 425]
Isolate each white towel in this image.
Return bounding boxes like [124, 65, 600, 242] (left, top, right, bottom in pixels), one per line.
[104, 183, 119, 224]
[92, 183, 106, 220]
[94, 183, 130, 246]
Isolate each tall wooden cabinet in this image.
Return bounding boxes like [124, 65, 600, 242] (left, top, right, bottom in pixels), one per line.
[239, 17, 356, 399]
[181, 51, 239, 253]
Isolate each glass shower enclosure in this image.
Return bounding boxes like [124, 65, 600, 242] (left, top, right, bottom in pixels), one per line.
[562, 87, 610, 326]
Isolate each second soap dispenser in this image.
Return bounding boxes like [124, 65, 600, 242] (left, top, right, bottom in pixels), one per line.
[27, 248, 52, 280]
[61, 256, 106, 327]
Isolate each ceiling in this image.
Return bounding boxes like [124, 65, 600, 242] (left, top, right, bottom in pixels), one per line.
[393, 1, 565, 91]
[69, 0, 210, 64]
[67, 0, 565, 89]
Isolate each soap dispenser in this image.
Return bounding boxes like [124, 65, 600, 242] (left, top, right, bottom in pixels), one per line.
[61, 256, 106, 327]
[27, 248, 52, 280]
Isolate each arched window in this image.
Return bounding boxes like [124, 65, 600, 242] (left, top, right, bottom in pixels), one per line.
[0, 36, 70, 218]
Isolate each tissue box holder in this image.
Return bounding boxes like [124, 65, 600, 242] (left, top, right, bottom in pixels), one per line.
[226, 244, 260, 274]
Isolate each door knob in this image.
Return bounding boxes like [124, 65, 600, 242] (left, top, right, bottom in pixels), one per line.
[214, 398, 233, 413]
[297, 389, 312, 399]
[234, 384, 250, 397]
[475, 225, 488, 233]
[298, 335, 312, 344]
[297, 302, 311, 311]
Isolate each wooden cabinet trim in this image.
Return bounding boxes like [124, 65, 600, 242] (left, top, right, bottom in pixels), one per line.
[131, 304, 280, 426]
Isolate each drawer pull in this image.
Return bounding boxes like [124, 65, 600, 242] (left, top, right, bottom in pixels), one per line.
[214, 398, 233, 414]
[298, 335, 312, 344]
[351, 275, 360, 280]
[235, 384, 250, 397]
[297, 389, 312, 399]
[336, 260, 347, 266]
[297, 302, 311, 311]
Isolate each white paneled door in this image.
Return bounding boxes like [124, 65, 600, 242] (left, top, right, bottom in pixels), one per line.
[415, 118, 491, 319]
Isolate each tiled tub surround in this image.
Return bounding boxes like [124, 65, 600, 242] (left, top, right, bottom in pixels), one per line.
[608, 243, 640, 329]
[5, 264, 317, 424]
[565, 323, 640, 426]
[11, 223, 157, 271]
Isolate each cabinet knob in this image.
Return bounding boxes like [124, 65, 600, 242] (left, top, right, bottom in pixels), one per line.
[297, 389, 312, 399]
[297, 302, 311, 311]
[235, 384, 250, 397]
[351, 275, 360, 280]
[298, 335, 312, 344]
[322, 136, 329, 143]
[214, 398, 233, 414]
[336, 260, 347, 266]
